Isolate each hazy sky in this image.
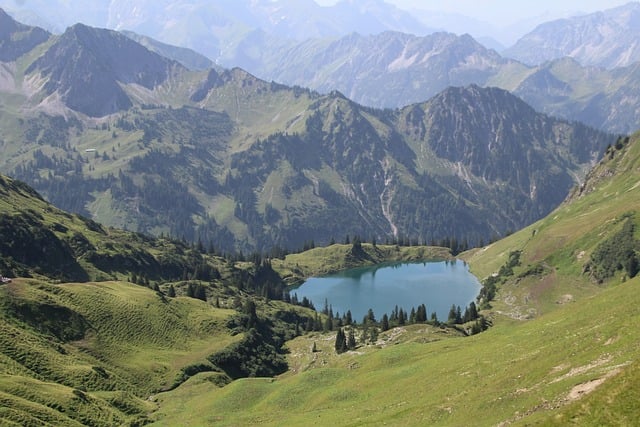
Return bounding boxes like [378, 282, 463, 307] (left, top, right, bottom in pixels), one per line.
[317, 0, 634, 27]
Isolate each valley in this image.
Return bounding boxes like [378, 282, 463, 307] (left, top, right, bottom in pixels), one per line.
[1, 1, 640, 425]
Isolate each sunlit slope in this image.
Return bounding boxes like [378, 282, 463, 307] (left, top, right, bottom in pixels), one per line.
[0, 279, 239, 426]
[466, 135, 640, 318]
[150, 135, 640, 425]
[151, 277, 639, 426]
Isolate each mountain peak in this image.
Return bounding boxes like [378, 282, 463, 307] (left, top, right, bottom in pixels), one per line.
[0, 8, 50, 62]
[25, 23, 182, 117]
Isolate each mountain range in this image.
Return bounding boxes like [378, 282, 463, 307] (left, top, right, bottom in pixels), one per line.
[4, 2, 640, 134]
[2, 2, 640, 425]
[505, 2, 640, 68]
[0, 11, 615, 253]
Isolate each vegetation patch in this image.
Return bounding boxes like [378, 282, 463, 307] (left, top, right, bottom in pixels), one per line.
[585, 216, 639, 282]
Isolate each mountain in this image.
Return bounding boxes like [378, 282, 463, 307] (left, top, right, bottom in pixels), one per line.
[504, 2, 640, 68]
[106, 0, 433, 62]
[246, 31, 513, 109]
[223, 28, 640, 135]
[25, 23, 182, 117]
[0, 8, 49, 62]
[121, 30, 214, 71]
[0, 18, 615, 253]
[0, 0, 110, 33]
[5, 4, 640, 136]
[0, 174, 225, 284]
[0, 0, 435, 65]
[501, 57, 640, 135]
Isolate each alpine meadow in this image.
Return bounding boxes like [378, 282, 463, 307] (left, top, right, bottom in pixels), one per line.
[1, 1, 640, 426]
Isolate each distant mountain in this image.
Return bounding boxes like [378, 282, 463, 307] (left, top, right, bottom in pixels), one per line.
[251, 31, 513, 109]
[25, 23, 182, 117]
[504, 2, 640, 68]
[107, 0, 434, 62]
[487, 57, 640, 135]
[121, 30, 214, 71]
[0, 8, 49, 61]
[0, 0, 110, 33]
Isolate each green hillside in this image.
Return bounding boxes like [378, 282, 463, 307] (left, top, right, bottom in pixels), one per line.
[0, 279, 240, 426]
[0, 172, 324, 425]
[148, 133, 640, 425]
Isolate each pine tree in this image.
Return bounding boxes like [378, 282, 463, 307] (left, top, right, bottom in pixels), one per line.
[366, 308, 376, 324]
[431, 311, 439, 326]
[345, 310, 353, 326]
[455, 305, 463, 324]
[187, 282, 195, 298]
[194, 284, 207, 302]
[167, 284, 176, 297]
[335, 328, 347, 354]
[347, 328, 356, 350]
[243, 300, 258, 329]
[369, 328, 378, 344]
[324, 315, 333, 332]
[448, 304, 457, 324]
[469, 301, 478, 320]
[416, 304, 427, 322]
[381, 313, 390, 331]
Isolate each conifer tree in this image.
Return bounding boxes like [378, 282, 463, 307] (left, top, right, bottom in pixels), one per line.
[381, 313, 390, 331]
[398, 308, 405, 325]
[448, 304, 457, 324]
[335, 328, 347, 354]
[369, 328, 378, 344]
[431, 311, 439, 326]
[366, 308, 376, 324]
[469, 301, 478, 320]
[345, 310, 353, 326]
[324, 315, 333, 332]
[347, 328, 356, 350]
[416, 304, 427, 322]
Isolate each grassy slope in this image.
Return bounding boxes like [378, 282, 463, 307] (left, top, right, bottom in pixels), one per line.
[0, 279, 240, 426]
[150, 135, 640, 426]
[272, 243, 452, 284]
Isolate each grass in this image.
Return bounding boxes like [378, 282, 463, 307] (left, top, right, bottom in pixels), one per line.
[150, 133, 640, 425]
[150, 275, 640, 426]
[0, 279, 240, 426]
[272, 243, 452, 284]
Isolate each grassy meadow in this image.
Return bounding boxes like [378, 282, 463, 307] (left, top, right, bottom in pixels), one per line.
[149, 136, 640, 425]
[0, 279, 241, 425]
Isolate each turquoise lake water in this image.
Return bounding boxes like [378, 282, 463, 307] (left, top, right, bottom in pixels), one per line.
[292, 260, 482, 321]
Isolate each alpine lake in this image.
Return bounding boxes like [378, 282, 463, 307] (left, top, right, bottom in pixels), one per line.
[292, 260, 482, 321]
